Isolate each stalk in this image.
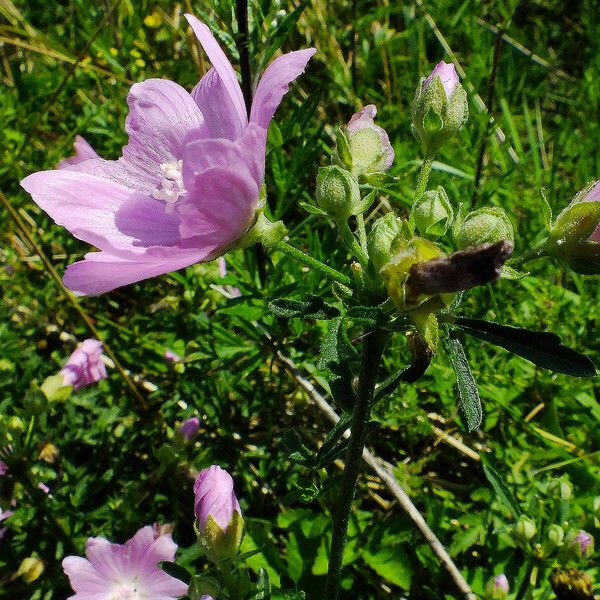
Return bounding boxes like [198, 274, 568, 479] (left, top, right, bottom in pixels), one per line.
[414, 154, 434, 200]
[322, 329, 387, 600]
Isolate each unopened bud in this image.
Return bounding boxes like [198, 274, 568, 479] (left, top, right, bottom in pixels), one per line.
[412, 187, 453, 238]
[547, 524, 565, 550]
[546, 181, 600, 274]
[367, 213, 403, 273]
[547, 478, 573, 501]
[315, 165, 361, 222]
[40, 374, 72, 403]
[412, 61, 468, 154]
[484, 574, 509, 599]
[16, 557, 44, 583]
[455, 207, 514, 250]
[513, 515, 536, 543]
[565, 529, 594, 560]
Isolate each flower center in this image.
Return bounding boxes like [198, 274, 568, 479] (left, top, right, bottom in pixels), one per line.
[111, 584, 141, 600]
[152, 160, 186, 214]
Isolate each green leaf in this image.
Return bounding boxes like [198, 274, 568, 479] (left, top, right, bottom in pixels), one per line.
[299, 201, 328, 216]
[446, 337, 482, 432]
[363, 545, 412, 589]
[316, 414, 351, 468]
[455, 318, 596, 377]
[481, 460, 521, 518]
[268, 296, 340, 320]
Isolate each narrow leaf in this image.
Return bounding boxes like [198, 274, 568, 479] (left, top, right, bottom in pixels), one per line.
[268, 296, 340, 320]
[482, 460, 521, 518]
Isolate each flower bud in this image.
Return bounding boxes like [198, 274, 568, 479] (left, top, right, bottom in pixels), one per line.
[512, 515, 537, 543]
[484, 574, 509, 600]
[565, 529, 594, 560]
[455, 207, 514, 249]
[315, 165, 362, 222]
[194, 465, 244, 562]
[336, 105, 394, 177]
[547, 478, 573, 501]
[546, 181, 600, 274]
[412, 187, 453, 238]
[367, 213, 403, 273]
[16, 556, 44, 583]
[547, 524, 565, 550]
[177, 417, 200, 442]
[412, 61, 468, 154]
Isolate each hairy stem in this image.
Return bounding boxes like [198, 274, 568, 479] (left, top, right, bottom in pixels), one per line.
[274, 240, 352, 287]
[414, 155, 434, 200]
[338, 221, 369, 266]
[322, 329, 387, 600]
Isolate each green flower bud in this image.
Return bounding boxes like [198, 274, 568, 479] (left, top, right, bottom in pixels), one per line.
[412, 187, 454, 238]
[547, 524, 565, 550]
[412, 61, 468, 154]
[315, 165, 361, 222]
[513, 515, 537, 543]
[547, 478, 573, 501]
[565, 529, 594, 560]
[367, 213, 403, 273]
[455, 207, 514, 249]
[545, 181, 600, 274]
[40, 374, 72, 403]
[484, 574, 509, 600]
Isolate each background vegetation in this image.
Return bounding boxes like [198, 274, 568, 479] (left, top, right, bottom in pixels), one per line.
[1, 0, 599, 598]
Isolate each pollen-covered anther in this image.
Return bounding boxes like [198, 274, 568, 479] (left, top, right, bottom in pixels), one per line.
[152, 160, 186, 212]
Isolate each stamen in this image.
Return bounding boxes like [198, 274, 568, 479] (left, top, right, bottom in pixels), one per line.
[152, 160, 186, 213]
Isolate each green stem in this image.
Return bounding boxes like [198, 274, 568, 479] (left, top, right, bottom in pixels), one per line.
[508, 245, 548, 268]
[356, 214, 368, 256]
[322, 329, 387, 600]
[414, 155, 434, 200]
[219, 561, 239, 600]
[274, 240, 352, 287]
[338, 221, 369, 266]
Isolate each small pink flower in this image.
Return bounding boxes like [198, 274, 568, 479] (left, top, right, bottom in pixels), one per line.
[574, 530, 594, 557]
[60, 339, 107, 390]
[177, 417, 200, 441]
[423, 60, 459, 98]
[0, 461, 8, 476]
[164, 349, 181, 364]
[493, 574, 509, 594]
[62, 526, 188, 599]
[347, 104, 394, 171]
[38, 482, 50, 495]
[194, 465, 241, 531]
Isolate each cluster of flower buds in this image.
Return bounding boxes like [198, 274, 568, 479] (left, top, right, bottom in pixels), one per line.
[411, 61, 468, 155]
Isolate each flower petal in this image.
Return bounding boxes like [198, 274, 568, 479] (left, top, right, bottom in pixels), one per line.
[21, 170, 181, 256]
[184, 14, 247, 129]
[250, 48, 316, 129]
[192, 68, 245, 140]
[62, 556, 107, 595]
[58, 136, 99, 169]
[63, 249, 214, 296]
[178, 165, 258, 244]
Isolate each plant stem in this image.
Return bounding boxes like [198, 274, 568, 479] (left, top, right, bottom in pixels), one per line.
[414, 155, 434, 200]
[322, 329, 387, 600]
[274, 240, 352, 287]
[338, 221, 369, 266]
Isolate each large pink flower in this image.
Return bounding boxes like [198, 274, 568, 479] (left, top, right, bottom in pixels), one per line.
[21, 14, 315, 295]
[62, 526, 188, 600]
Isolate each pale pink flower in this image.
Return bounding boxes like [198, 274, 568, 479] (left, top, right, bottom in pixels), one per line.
[0, 508, 13, 540]
[573, 530, 594, 557]
[21, 15, 315, 295]
[62, 526, 188, 600]
[60, 339, 107, 390]
[194, 465, 241, 531]
[177, 417, 200, 441]
[423, 60, 459, 98]
[38, 482, 50, 494]
[0, 460, 7, 476]
[163, 349, 181, 364]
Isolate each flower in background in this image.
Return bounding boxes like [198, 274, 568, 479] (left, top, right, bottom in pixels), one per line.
[485, 574, 509, 599]
[21, 15, 315, 295]
[177, 417, 200, 441]
[62, 526, 188, 599]
[60, 339, 107, 391]
[0, 460, 7, 476]
[37, 482, 50, 495]
[16, 557, 44, 584]
[0, 508, 13, 540]
[164, 349, 181, 364]
[194, 465, 244, 561]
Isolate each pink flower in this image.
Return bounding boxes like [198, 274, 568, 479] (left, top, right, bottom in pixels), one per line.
[0, 508, 12, 541]
[423, 60, 459, 98]
[0, 460, 7, 476]
[62, 526, 188, 600]
[21, 15, 315, 296]
[493, 574, 509, 593]
[177, 417, 200, 441]
[347, 104, 394, 171]
[57, 136, 99, 169]
[60, 339, 108, 390]
[163, 349, 181, 364]
[194, 465, 241, 531]
[574, 530, 594, 557]
[38, 482, 50, 494]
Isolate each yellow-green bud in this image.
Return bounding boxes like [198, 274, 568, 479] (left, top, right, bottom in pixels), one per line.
[412, 187, 454, 238]
[547, 524, 565, 550]
[513, 515, 537, 543]
[315, 165, 361, 222]
[547, 478, 573, 501]
[412, 61, 468, 154]
[455, 207, 514, 249]
[367, 213, 403, 273]
[484, 574, 509, 600]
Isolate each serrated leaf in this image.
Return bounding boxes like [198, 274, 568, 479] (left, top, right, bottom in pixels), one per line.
[447, 337, 482, 432]
[455, 318, 596, 377]
[268, 296, 340, 320]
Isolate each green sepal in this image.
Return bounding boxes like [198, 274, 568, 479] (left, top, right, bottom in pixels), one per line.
[199, 511, 245, 563]
[40, 374, 72, 403]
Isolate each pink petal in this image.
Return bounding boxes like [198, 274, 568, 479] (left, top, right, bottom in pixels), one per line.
[58, 136, 99, 169]
[250, 48, 316, 129]
[62, 556, 107, 595]
[177, 165, 258, 244]
[192, 68, 245, 140]
[184, 14, 247, 129]
[21, 170, 181, 256]
[143, 570, 189, 598]
[63, 248, 214, 296]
